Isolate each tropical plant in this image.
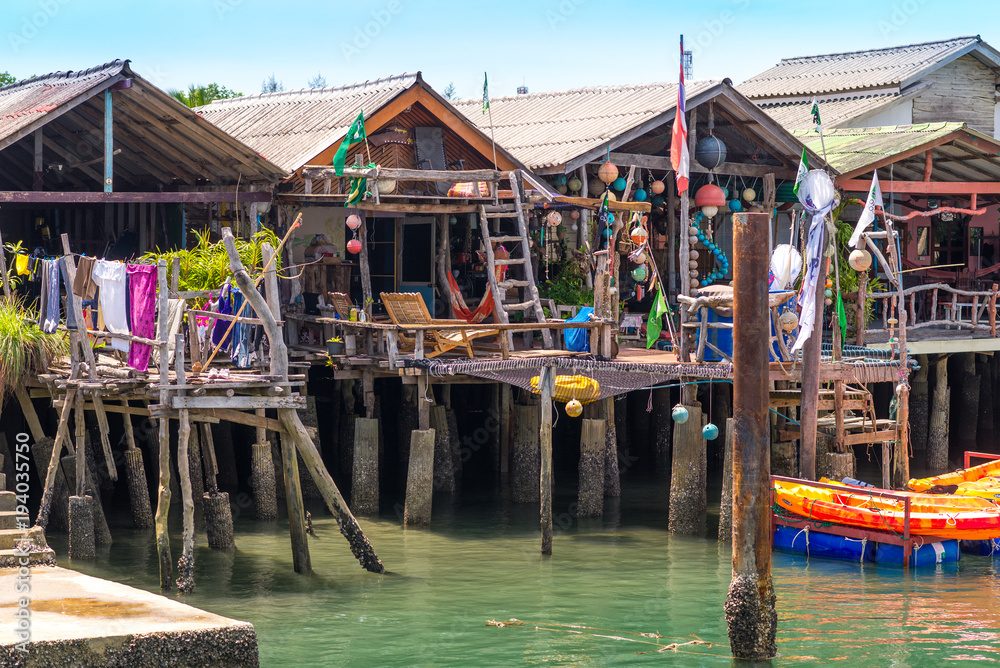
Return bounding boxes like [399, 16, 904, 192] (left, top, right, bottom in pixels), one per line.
[0, 72, 15, 87]
[136, 228, 282, 292]
[0, 297, 68, 398]
[539, 257, 594, 308]
[169, 83, 242, 108]
[833, 200, 883, 333]
[3, 239, 27, 289]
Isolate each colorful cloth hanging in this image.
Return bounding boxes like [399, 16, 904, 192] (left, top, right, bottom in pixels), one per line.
[93, 260, 129, 353]
[447, 246, 508, 323]
[126, 264, 157, 372]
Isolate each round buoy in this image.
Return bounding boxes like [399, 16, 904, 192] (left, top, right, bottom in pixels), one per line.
[650, 180, 665, 195]
[849, 249, 872, 271]
[346, 214, 362, 230]
[672, 405, 690, 424]
[347, 238, 362, 254]
[565, 398, 583, 418]
[778, 310, 798, 332]
[702, 423, 719, 440]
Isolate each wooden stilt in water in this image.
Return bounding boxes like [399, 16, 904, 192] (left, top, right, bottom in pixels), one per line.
[602, 397, 621, 497]
[511, 404, 540, 503]
[279, 428, 311, 573]
[35, 388, 76, 530]
[175, 336, 196, 592]
[67, 495, 95, 560]
[928, 355, 950, 474]
[668, 404, 705, 534]
[718, 417, 735, 541]
[725, 211, 776, 660]
[351, 418, 379, 516]
[153, 260, 173, 590]
[404, 429, 435, 526]
[431, 406, 456, 494]
[500, 384, 512, 479]
[539, 366, 554, 555]
[252, 409, 278, 520]
[577, 418, 605, 518]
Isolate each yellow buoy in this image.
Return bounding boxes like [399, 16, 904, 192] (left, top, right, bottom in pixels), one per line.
[529, 375, 601, 403]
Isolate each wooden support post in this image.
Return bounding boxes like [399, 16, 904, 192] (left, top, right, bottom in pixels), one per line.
[799, 239, 827, 481]
[404, 429, 435, 525]
[175, 335, 195, 591]
[668, 403, 704, 534]
[603, 397, 621, 497]
[956, 352, 980, 450]
[430, 406, 456, 494]
[34, 388, 75, 530]
[154, 260, 172, 589]
[652, 387, 673, 472]
[511, 403, 541, 503]
[718, 417, 735, 541]
[910, 355, 929, 456]
[74, 391, 86, 498]
[928, 356, 950, 474]
[726, 211, 777, 660]
[251, 441, 278, 520]
[351, 418, 379, 515]
[417, 373, 431, 431]
[577, 418, 605, 518]
[104, 88, 113, 192]
[13, 386, 45, 443]
[90, 394, 117, 481]
[67, 495, 95, 560]
[539, 366, 554, 555]
[279, 428, 311, 573]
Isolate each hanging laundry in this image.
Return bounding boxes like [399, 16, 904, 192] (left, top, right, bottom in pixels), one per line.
[230, 287, 256, 368]
[211, 282, 234, 351]
[42, 259, 60, 334]
[127, 264, 158, 372]
[92, 260, 129, 353]
[15, 254, 29, 276]
[73, 256, 98, 299]
[58, 259, 78, 331]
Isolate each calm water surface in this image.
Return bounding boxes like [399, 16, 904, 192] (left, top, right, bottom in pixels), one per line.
[53, 478, 1000, 667]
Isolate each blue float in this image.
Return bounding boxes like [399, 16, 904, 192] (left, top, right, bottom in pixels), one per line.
[671, 405, 690, 423]
[702, 423, 719, 440]
[634, 188, 647, 202]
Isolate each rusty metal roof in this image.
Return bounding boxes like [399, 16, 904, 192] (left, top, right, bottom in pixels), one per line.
[793, 122, 1000, 181]
[196, 73, 419, 172]
[0, 59, 286, 189]
[741, 36, 999, 99]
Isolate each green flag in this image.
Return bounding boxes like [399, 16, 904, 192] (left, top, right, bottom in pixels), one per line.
[482, 72, 490, 114]
[793, 146, 809, 196]
[810, 96, 822, 132]
[836, 289, 847, 343]
[332, 110, 366, 175]
[647, 286, 669, 349]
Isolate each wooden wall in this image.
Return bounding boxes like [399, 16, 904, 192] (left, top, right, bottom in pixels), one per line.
[912, 55, 997, 135]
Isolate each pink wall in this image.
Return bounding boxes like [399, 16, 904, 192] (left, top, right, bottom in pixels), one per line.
[903, 203, 1000, 273]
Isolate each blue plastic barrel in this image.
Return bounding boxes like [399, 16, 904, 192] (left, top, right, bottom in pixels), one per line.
[876, 540, 960, 565]
[773, 525, 874, 562]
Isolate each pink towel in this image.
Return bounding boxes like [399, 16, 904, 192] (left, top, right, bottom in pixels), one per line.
[127, 264, 158, 372]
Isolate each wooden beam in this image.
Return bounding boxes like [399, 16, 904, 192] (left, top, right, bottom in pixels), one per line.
[552, 194, 651, 213]
[0, 190, 272, 203]
[837, 131, 965, 179]
[276, 196, 480, 213]
[837, 180, 1000, 195]
[301, 166, 504, 183]
[171, 395, 305, 410]
[608, 152, 795, 180]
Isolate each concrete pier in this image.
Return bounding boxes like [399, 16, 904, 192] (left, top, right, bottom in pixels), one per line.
[0, 567, 259, 667]
[404, 429, 435, 526]
[577, 419, 605, 517]
[351, 417, 380, 516]
[668, 405, 705, 534]
[928, 356, 950, 473]
[511, 404, 540, 503]
[910, 355, 929, 457]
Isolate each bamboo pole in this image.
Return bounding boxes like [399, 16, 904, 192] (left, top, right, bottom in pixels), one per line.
[153, 260, 173, 590]
[175, 334, 195, 591]
[799, 242, 828, 481]
[539, 366, 554, 555]
[35, 388, 76, 529]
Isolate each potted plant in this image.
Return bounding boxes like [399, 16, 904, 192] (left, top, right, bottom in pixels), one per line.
[327, 336, 345, 356]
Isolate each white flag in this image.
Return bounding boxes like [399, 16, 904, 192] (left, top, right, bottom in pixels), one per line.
[849, 170, 883, 249]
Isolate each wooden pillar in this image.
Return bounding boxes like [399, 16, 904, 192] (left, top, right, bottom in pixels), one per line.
[928, 355, 950, 473]
[500, 384, 512, 478]
[280, 428, 311, 573]
[103, 88, 114, 192]
[153, 260, 172, 590]
[351, 417, 379, 515]
[511, 404, 541, 503]
[725, 211, 777, 660]
[603, 397, 621, 498]
[978, 354, 994, 444]
[910, 355, 929, 457]
[404, 429, 435, 526]
[539, 367, 554, 555]
[718, 418, 735, 541]
[577, 418, 605, 517]
[668, 404, 704, 534]
[430, 406, 457, 494]
[175, 337, 195, 592]
[956, 352, 980, 450]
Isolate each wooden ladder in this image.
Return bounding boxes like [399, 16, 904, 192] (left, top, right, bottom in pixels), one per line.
[478, 171, 552, 350]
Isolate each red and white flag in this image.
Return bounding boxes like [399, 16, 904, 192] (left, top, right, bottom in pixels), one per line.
[671, 35, 690, 194]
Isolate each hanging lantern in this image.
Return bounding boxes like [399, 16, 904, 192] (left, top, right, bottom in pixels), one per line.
[634, 188, 647, 202]
[346, 238, 362, 254]
[702, 423, 719, 440]
[568, 177, 582, 192]
[650, 180, 665, 195]
[631, 264, 648, 281]
[849, 249, 873, 271]
[565, 398, 583, 418]
[743, 187, 757, 202]
[672, 405, 690, 423]
[598, 160, 619, 185]
[547, 211, 562, 226]
[778, 310, 798, 332]
[630, 225, 648, 245]
[612, 176, 627, 192]
[346, 214, 362, 230]
[701, 205, 719, 218]
[727, 199, 743, 212]
[694, 136, 728, 170]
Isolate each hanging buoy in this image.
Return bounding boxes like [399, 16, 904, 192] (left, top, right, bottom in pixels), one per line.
[778, 310, 798, 332]
[346, 214, 362, 230]
[650, 180, 665, 195]
[347, 238, 362, 254]
[849, 248, 873, 271]
[565, 398, 584, 418]
[672, 405, 690, 424]
[702, 423, 719, 440]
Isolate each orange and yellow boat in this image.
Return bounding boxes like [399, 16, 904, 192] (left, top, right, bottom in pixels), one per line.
[908, 458, 1000, 492]
[773, 479, 1000, 540]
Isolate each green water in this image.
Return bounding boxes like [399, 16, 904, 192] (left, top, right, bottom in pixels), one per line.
[54, 478, 1000, 667]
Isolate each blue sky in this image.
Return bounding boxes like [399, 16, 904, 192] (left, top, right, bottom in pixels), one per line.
[1, 0, 993, 99]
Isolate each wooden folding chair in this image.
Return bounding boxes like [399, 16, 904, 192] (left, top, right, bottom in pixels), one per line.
[380, 292, 498, 358]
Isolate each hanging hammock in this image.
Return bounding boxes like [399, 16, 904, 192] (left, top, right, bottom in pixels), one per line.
[447, 246, 509, 323]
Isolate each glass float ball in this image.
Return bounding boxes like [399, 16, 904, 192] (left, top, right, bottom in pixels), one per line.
[606, 191, 617, 202]
[690, 278, 700, 289]
[743, 187, 757, 202]
[346, 214, 362, 230]
[633, 251, 647, 264]
[825, 288, 833, 298]
[778, 310, 798, 332]
[702, 423, 719, 440]
[849, 249, 872, 271]
[569, 209, 580, 220]
[602, 228, 613, 239]
[632, 264, 648, 281]
[612, 177, 627, 191]
[728, 199, 743, 212]
[556, 184, 568, 194]
[565, 398, 583, 418]
[701, 205, 719, 218]
[571, 224, 578, 231]
[346, 238, 362, 254]
[701, 279, 709, 286]
[567, 177, 582, 192]
[825, 298, 833, 306]
[448, 215, 458, 225]
[547, 211, 562, 226]
[630, 225, 648, 245]
[589, 178, 605, 194]
[634, 188, 647, 202]
[650, 180, 665, 195]
[553, 174, 568, 187]
[652, 195, 665, 207]
[720, 187, 729, 199]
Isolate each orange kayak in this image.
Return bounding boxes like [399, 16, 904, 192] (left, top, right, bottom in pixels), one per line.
[773, 479, 1000, 540]
[908, 458, 1000, 492]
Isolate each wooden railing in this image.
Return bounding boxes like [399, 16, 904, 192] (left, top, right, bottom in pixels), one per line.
[863, 282, 999, 340]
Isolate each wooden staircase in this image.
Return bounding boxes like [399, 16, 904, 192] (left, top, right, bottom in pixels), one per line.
[478, 171, 552, 350]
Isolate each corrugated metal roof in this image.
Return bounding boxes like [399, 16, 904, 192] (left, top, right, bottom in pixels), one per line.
[196, 73, 419, 171]
[760, 92, 904, 131]
[0, 60, 126, 150]
[452, 80, 720, 170]
[792, 122, 1000, 181]
[741, 36, 987, 99]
